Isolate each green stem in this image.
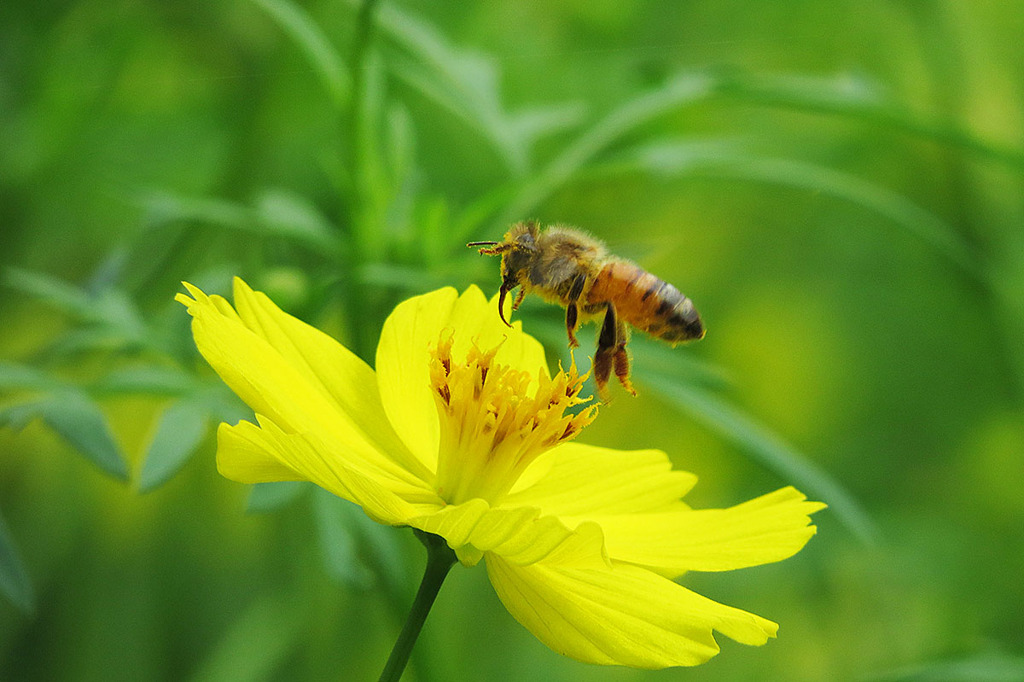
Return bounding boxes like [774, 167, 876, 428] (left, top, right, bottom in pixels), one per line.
[378, 530, 457, 682]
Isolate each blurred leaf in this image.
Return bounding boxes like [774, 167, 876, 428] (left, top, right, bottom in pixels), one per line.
[189, 594, 301, 682]
[452, 182, 520, 246]
[92, 366, 196, 397]
[413, 196, 450, 268]
[38, 390, 128, 481]
[357, 262, 453, 293]
[313, 489, 375, 589]
[0, 400, 47, 432]
[4, 270, 150, 350]
[248, 0, 350, 108]
[3, 268, 97, 320]
[138, 399, 209, 492]
[598, 144, 986, 283]
[508, 103, 588, 148]
[139, 191, 342, 253]
[371, 0, 564, 174]
[0, 511, 34, 615]
[252, 189, 343, 255]
[866, 652, 1024, 682]
[384, 102, 416, 196]
[246, 481, 309, 513]
[496, 73, 717, 226]
[716, 157, 985, 280]
[641, 373, 876, 543]
[33, 328, 138, 361]
[0, 362, 58, 391]
[714, 71, 1024, 172]
[346, 502, 407, 595]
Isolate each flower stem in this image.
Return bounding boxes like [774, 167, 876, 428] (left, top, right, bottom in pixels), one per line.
[378, 530, 457, 682]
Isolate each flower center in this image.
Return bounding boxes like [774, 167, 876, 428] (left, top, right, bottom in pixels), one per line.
[429, 329, 597, 505]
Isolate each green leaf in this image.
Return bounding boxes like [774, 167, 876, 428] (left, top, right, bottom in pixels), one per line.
[371, 0, 574, 175]
[139, 191, 253, 229]
[138, 400, 209, 492]
[92, 366, 196, 397]
[245, 481, 308, 514]
[640, 373, 876, 543]
[384, 102, 416, 193]
[252, 189, 343, 254]
[140, 190, 342, 254]
[4, 271, 149, 349]
[508, 103, 588, 148]
[357, 262, 453, 293]
[0, 362, 58, 392]
[713, 71, 1024, 173]
[496, 73, 718, 226]
[597, 143, 986, 283]
[38, 390, 128, 481]
[0, 511, 35, 614]
[189, 594, 301, 682]
[720, 157, 983, 280]
[313, 488, 374, 589]
[247, 0, 350, 108]
[34, 328, 138, 361]
[453, 182, 520, 246]
[866, 653, 1024, 682]
[2, 268, 97, 320]
[0, 400, 48, 432]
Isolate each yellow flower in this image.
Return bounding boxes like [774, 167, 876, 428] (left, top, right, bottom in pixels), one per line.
[177, 278, 823, 669]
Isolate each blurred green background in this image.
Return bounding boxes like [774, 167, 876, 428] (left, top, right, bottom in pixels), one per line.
[2, 0, 1023, 680]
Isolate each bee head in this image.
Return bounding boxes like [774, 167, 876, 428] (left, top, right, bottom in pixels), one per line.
[467, 221, 541, 327]
[497, 221, 538, 284]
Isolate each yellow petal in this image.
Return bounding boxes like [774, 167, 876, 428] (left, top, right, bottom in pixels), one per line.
[486, 557, 777, 669]
[217, 418, 438, 526]
[178, 281, 429, 488]
[229, 279, 428, 479]
[503, 442, 698, 515]
[215, 421, 305, 483]
[594, 486, 824, 575]
[408, 502, 607, 569]
[375, 286, 547, 470]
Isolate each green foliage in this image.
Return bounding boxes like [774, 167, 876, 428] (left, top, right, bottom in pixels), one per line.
[138, 399, 210, 493]
[2, 0, 1022, 679]
[0, 511, 34, 615]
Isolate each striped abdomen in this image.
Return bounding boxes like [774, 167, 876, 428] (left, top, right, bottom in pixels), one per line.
[586, 260, 705, 342]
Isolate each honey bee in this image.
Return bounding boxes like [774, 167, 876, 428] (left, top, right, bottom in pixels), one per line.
[469, 221, 705, 399]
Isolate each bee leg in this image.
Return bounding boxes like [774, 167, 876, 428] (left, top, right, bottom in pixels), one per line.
[565, 274, 586, 348]
[566, 304, 580, 348]
[593, 302, 618, 401]
[512, 287, 526, 312]
[612, 319, 637, 396]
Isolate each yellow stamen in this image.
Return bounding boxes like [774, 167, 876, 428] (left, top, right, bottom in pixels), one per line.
[430, 330, 596, 505]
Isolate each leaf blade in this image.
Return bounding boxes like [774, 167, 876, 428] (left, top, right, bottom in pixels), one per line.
[248, 0, 350, 107]
[138, 400, 209, 492]
[39, 391, 129, 481]
[0, 511, 35, 614]
[641, 373, 876, 543]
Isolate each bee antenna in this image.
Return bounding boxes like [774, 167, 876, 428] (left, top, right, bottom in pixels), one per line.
[466, 241, 499, 247]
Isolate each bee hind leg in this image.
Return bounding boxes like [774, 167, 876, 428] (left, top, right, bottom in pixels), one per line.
[566, 304, 580, 348]
[594, 303, 619, 401]
[612, 319, 636, 396]
[565, 274, 586, 348]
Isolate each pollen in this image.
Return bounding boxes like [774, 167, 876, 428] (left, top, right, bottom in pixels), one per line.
[429, 329, 597, 505]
